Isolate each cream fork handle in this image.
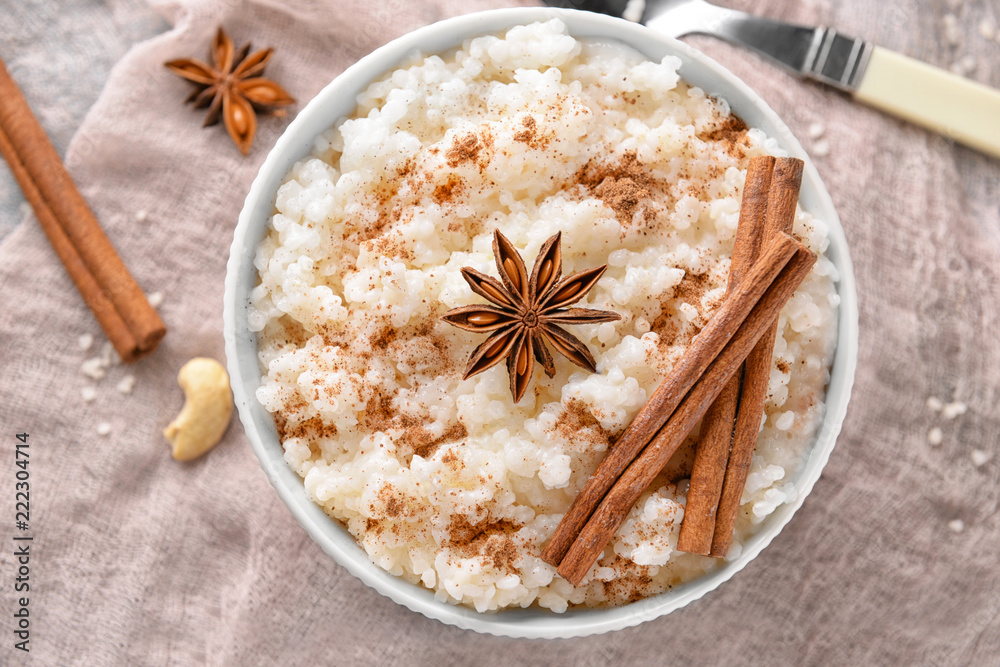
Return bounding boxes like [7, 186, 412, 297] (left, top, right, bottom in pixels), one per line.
[854, 47, 1000, 159]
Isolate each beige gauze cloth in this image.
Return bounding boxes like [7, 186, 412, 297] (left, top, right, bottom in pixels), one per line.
[1, 0, 1000, 664]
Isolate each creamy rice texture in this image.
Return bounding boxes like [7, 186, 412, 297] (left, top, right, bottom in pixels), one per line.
[249, 19, 839, 612]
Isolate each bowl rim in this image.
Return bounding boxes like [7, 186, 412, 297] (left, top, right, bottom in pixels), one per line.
[224, 6, 859, 639]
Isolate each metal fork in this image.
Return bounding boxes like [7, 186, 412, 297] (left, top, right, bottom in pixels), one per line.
[639, 0, 869, 92]
[547, 0, 1000, 158]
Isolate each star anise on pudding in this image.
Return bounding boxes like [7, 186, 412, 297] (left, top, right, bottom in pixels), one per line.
[442, 230, 622, 403]
[165, 27, 295, 155]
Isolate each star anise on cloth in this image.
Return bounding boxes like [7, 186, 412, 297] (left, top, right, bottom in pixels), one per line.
[442, 230, 622, 403]
[165, 27, 295, 155]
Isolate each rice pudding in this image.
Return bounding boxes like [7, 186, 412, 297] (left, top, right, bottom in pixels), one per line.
[248, 19, 839, 612]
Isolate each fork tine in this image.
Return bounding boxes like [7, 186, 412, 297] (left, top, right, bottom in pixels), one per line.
[542, 0, 706, 39]
[644, 0, 715, 39]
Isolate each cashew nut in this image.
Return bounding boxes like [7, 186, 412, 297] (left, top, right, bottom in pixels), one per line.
[163, 357, 233, 461]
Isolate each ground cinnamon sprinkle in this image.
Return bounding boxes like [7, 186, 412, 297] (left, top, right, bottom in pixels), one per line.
[697, 113, 749, 157]
[648, 270, 712, 360]
[365, 518, 384, 535]
[441, 447, 462, 469]
[275, 412, 336, 453]
[574, 151, 660, 226]
[398, 157, 416, 178]
[673, 270, 710, 306]
[362, 388, 399, 433]
[447, 516, 510, 545]
[370, 325, 398, 350]
[446, 133, 478, 165]
[599, 556, 655, 603]
[409, 421, 468, 460]
[426, 333, 453, 369]
[379, 485, 407, 518]
[575, 151, 649, 187]
[512, 115, 550, 150]
[649, 312, 681, 348]
[484, 536, 518, 572]
[551, 399, 616, 451]
[351, 159, 425, 244]
[369, 234, 415, 262]
[446, 131, 488, 167]
[513, 115, 535, 142]
[360, 388, 468, 462]
[594, 176, 653, 226]
[447, 516, 521, 573]
[433, 174, 464, 204]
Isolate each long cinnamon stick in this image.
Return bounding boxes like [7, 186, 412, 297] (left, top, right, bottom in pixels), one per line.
[0, 58, 165, 360]
[710, 157, 804, 557]
[0, 126, 141, 358]
[676, 155, 773, 555]
[541, 231, 802, 568]
[557, 238, 816, 585]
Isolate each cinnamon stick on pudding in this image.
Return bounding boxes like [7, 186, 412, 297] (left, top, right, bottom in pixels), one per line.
[710, 157, 805, 558]
[556, 235, 816, 585]
[540, 225, 805, 568]
[0, 58, 165, 361]
[676, 155, 773, 556]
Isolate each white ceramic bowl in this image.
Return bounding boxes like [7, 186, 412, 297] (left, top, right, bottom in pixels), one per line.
[224, 6, 858, 639]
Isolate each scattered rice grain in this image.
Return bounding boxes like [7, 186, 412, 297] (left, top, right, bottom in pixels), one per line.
[942, 14, 962, 47]
[81, 357, 106, 381]
[942, 401, 967, 419]
[971, 449, 991, 467]
[116, 375, 136, 394]
[949, 55, 978, 76]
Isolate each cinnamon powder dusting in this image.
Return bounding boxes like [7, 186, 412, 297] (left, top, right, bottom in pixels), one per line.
[433, 174, 464, 203]
[575, 151, 658, 226]
[274, 412, 335, 456]
[697, 113, 749, 157]
[361, 387, 467, 462]
[672, 270, 709, 306]
[410, 422, 468, 460]
[446, 133, 480, 166]
[379, 484, 407, 518]
[445, 130, 494, 169]
[512, 115, 550, 150]
[650, 271, 709, 345]
[600, 555, 656, 603]
[447, 516, 521, 573]
[551, 399, 616, 452]
[370, 325, 398, 351]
